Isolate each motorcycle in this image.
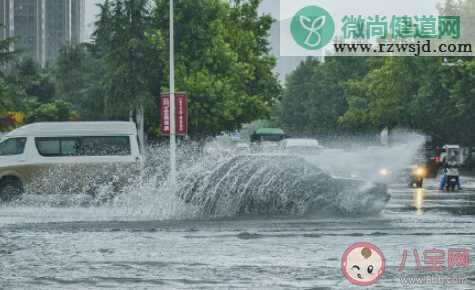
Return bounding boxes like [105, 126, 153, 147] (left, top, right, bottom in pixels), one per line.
[409, 165, 426, 188]
[446, 168, 460, 192]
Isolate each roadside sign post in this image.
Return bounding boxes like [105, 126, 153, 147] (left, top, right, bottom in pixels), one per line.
[161, 92, 189, 188]
[161, 93, 188, 136]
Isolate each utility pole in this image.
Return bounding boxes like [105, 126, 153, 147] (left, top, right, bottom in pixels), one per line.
[169, 0, 177, 187]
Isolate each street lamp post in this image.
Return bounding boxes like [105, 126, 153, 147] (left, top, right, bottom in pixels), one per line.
[169, 0, 177, 187]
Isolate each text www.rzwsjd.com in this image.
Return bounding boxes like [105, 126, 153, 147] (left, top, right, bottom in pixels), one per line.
[333, 40, 472, 56]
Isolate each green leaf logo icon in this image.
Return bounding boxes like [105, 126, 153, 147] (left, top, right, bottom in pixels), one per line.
[291, 6, 335, 50]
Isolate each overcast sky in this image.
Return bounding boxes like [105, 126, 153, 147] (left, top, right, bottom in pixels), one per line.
[259, 0, 441, 16]
[85, 0, 103, 41]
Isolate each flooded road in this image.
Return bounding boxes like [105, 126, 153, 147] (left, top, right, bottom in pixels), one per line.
[1, 179, 474, 289]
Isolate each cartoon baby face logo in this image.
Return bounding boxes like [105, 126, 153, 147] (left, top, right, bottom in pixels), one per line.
[342, 242, 385, 286]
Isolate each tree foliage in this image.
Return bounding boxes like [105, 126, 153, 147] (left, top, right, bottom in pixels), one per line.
[3, 0, 474, 146]
[28, 100, 78, 123]
[153, 0, 281, 137]
[280, 57, 370, 136]
[279, 0, 475, 143]
[2, 0, 281, 136]
[0, 35, 19, 115]
[280, 53, 475, 145]
[339, 56, 475, 144]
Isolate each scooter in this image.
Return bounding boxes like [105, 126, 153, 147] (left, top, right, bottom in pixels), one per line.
[446, 168, 460, 192]
[409, 165, 426, 188]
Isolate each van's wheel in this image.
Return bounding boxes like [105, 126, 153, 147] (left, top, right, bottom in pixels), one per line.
[0, 178, 24, 202]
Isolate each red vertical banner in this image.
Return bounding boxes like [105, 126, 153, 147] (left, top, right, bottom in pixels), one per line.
[160, 93, 188, 136]
[160, 94, 170, 135]
[175, 93, 188, 135]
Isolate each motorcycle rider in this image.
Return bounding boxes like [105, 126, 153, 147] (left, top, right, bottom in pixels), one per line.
[441, 151, 462, 191]
[439, 150, 448, 190]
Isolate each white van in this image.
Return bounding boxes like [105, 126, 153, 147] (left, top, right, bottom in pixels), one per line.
[0, 122, 143, 201]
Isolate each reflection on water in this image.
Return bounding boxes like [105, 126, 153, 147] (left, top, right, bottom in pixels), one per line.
[413, 188, 427, 215]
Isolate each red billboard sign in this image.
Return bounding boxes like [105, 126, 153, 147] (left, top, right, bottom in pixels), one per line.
[160, 93, 188, 136]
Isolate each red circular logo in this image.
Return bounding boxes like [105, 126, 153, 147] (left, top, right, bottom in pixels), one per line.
[341, 242, 385, 286]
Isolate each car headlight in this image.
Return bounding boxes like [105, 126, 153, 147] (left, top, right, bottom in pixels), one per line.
[379, 168, 391, 177]
[414, 167, 426, 177]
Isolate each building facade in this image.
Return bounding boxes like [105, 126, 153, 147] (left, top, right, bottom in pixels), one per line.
[0, 0, 85, 66]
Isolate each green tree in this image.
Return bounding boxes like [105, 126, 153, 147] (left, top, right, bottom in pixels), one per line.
[0, 32, 18, 115]
[442, 59, 475, 144]
[10, 58, 55, 103]
[53, 44, 109, 120]
[340, 58, 420, 130]
[0, 29, 15, 67]
[100, 0, 159, 119]
[93, 0, 114, 58]
[153, 0, 281, 137]
[67, 0, 164, 126]
[0, 58, 55, 120]
[339, 56, 475, 144]
[280, 57, 370, 136]
[0, 78, 16, 117]
[28, 100, 78, 122]
[54, 44, 88, 102]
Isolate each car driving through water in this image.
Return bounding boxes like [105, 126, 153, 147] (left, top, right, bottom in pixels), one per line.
[0, 122, 143, 202]
[178, 154, 390, 217]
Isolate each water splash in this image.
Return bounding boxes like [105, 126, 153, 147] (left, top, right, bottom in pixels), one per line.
[176, 154, 389, 218]
[4, 131, 425, 221]
[305, 131, 427, 182]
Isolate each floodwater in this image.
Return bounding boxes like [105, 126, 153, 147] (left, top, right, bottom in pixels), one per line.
[1, 178, 474, 289]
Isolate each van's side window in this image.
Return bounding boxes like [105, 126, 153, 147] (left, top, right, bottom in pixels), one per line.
[35, 138, 79, 156]
[80, 136, 130, 156]
[0, 138, 27, 156]
[35, 136, 131, 157]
